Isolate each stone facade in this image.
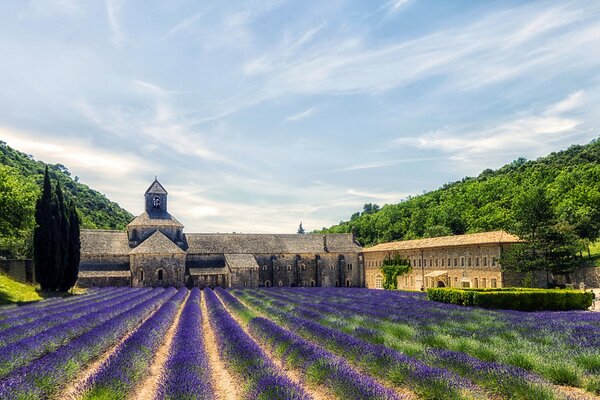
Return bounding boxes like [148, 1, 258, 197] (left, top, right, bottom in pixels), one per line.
[78, 179, 363, 288]
[363, 231, 521, 290]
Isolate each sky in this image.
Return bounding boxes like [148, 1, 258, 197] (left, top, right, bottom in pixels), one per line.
[1, 0, 599, 233]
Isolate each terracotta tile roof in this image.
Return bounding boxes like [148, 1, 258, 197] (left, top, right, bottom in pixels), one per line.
[186, 233, 360, 254]
[127, 212, 183, 228]
[80, 230, 130, 256]
[363, 230, 522, 253]
[129, 230, 185, 255]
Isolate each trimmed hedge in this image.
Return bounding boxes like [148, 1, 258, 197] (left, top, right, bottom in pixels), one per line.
[427, 288, 593, 311]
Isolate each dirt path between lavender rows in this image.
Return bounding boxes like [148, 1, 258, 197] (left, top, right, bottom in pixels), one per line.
[201, 290, 241, 400]
[131, 291, 189, 400]
[213, 291, 328, 400]
[232, 291, 420, 400]
[59, 302, 161, 400]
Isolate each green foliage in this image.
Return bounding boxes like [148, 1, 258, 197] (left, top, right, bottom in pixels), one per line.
[427, 287, 593, 311]
[0, 165, 38, 258]
[34, 167, 81, 292]
[381, 253, 411, 290]
[297, 222, 305, 234]
[321, 138, 600, 253]
[0, 141, 132, 258]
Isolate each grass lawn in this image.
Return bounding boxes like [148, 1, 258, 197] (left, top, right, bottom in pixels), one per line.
[0, 273, 42, 304]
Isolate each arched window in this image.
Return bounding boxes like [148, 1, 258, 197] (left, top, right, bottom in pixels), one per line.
[287, 265, 292, 271]
[375, 274, 383, 289]
[265, 280, 271, 287]
[139, 268, 144, 282]
[301, 263, 306, 271]
[278, 280, 283, 287]
[346, 279, 351, 287]
[262, 265, 267, 271]
[310, 280, 315, 287]
[335, 280, 339, 287]
[157, 269, 164, 281]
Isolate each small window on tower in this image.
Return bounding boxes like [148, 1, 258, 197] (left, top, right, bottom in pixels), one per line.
[153, 196, 160, 208]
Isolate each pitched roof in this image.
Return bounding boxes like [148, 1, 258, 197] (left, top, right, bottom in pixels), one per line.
[189, 267, 230, 275]
[145, 179, 167, 195]
[224, 253, 259, 269]
[363, 230, 522, 253]
[127, 212, 183, 228]
[129, 230, 185, 255]
[186, 233, 360, 254]
[80, 230, 130, 256]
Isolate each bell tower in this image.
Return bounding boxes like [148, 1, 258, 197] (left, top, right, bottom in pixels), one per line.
[145, 177, 168, 217]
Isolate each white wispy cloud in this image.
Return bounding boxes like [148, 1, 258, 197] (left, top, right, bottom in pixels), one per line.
[284, 107, 314, 122]
[165, 13, 203, 38]
[105, 0, 123, 47]
[393, 91, 587, 162]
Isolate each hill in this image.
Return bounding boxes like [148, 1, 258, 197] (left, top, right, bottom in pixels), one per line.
[0, 141, 133, 258]
[322, 137, 600, 253]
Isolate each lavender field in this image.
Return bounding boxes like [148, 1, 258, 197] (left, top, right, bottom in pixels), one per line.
[0, 287, 598, 400]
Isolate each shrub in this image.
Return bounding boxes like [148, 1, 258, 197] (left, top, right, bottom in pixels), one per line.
[427, 288, 593, 311]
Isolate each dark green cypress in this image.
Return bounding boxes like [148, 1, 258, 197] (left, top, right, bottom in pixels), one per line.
[55, 182, 69, 291]
[61, 201, 80, 291]
[34, 166, 53, 290]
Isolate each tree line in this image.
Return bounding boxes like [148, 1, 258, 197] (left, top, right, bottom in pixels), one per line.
[0, 141, 133, 258]
[322, 138, 600, 279]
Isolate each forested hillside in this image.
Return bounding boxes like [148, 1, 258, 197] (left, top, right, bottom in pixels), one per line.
[0, 141, 133, 258]
[323, 137, 600, 252]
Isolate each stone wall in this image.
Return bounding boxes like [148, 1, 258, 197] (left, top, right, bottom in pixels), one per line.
[364, 244, 505, 289]
[130, 254, 186, 287]
[0, 259, 35, 283]
[77, 276, 130, 288]
[256, 252, 363, 288]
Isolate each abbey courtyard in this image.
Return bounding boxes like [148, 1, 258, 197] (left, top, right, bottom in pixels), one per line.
[76, 178, 564, 290]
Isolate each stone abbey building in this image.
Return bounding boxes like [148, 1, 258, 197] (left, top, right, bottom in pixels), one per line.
[78, 179, 364, 288]
[77, 179, 525, 289]
[363, 231, 522, 290]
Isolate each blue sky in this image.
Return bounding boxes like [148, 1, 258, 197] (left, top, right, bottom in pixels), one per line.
[1, 0, 599, 233]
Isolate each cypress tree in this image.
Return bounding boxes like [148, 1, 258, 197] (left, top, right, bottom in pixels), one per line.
[61, 201, 80, 291]
[55, 181, 69, 290]
[34, 167, 58, 290]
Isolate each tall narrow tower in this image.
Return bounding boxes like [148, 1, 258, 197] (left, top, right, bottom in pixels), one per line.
[145, 178, 168, 217]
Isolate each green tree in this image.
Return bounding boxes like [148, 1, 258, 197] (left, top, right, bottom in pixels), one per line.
[381, 253, 411, 290]
[0, 165, 38, 258]
[297, 222, 305, 234]
[502, 185, 582, 285]
[61, 200, 80, 291]
[34, 167, 62, 291]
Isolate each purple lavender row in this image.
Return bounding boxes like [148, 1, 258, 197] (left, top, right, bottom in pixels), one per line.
[0, 287, 162, 377]
[274, 288, 600, 378]
[0, 287, 131, 329]
[289, 287, 600, 349]
[0, 287, 177, 400]
[0, 286, 114, 319]
[204, 288, 311, 400]
[0, 287, 149, 346]
[79, 287, 188, 399]
[246, 290, 558, 399]
[238, 290, 477, 400]
[156, 287, 214, 400]
[241, 311, 405, 398]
